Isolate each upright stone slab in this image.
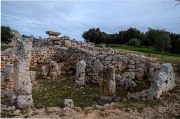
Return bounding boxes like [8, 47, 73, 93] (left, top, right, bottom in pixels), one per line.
[10, 38, 33, 109]
[147, 63, 175, 100]
[92, 59, 104, 84]
[99, 66, 116, 103]
[75, 60, 86, 87]
[49, 61, 59, 79]
[41, 66, 49, 78]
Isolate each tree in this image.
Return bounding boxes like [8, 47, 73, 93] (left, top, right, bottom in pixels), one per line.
[175, 0, 180, 6]
[173, 38, 180, 54]
[127, 38, 141, 47]
[1, 26, 14, 44]
[154, 33, 171, 58]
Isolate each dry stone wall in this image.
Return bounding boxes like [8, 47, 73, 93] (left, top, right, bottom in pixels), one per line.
[2, 32, 175, 105]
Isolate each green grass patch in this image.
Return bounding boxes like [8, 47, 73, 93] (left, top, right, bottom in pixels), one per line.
[109, 46, 180, 64]
[1, 46, 12, 51]
[32, 74, 100, 109]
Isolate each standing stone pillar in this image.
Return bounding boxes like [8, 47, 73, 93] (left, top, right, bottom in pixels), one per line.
[10, 38, 33, 109]
[99, 66, 116, 103]
[75, 60, 86, 87]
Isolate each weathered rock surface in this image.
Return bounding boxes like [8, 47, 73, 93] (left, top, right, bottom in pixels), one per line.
[10, 37, 33, 109]
[75, 60, 86, 87]
[147, 63, 175, 100]
[64, 99, 74, 108]
[115, 74, 136, 90]
[49, 61, 59, 79]
[99, 66, 116, 102]
[29, 71, 36, 85]
[92, 59, 104, 84]
[41, 66, 49, 78]
[4, 64, 14, 81]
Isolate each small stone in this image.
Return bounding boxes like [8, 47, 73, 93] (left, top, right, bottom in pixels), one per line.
[64, 99, 74, 108]
[36, 108, 45, 113]
[46, 107, 62, 112]
[14, 109, 21, 115]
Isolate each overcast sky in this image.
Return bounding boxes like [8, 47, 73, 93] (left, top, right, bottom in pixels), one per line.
[1, 0, 180, 41]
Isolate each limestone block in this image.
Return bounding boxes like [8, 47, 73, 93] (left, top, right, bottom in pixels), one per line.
[147, 63, 175, 100]
[17, 95, 33, 109]
[93, 59, 104, 75]
[135, 73, 144, 80]
[105, 56, 112, 61]
[64, 99, 74, 108]
[107, 48, 114, 55]
[129, 72, 135, 79]
[46, 107, 62, 112]
[11, 37, 33, 108]
[41, 66, 49, 78]
[49, 61, 58, 72]
[124, 78, 137, 90]
[117, 60, 127, 71]
[103, 61, 110, 65]
[99, 66, 116, 102]
[128, 65, 135, 69]
[115, 74, 124, 87]
[122, 72, 130, 78]
[97, 55, 105, 61]
[75, 60, 86, 87]
[4, 64, 14, 81]
[128, 60, 135, 65]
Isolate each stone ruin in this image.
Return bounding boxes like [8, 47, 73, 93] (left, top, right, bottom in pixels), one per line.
[99, 66, 116, 102]
[1, 31, 176, 109]
[75, 60, 86, 87]
[10, 37, 33, 109]
[46, 31, 61, 39]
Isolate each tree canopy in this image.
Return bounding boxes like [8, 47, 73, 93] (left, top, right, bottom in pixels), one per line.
[1, 26, 14, 44]
[82, 27, 180, 54]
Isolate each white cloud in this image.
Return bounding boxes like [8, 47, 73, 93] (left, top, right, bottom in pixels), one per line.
[1, 1, 180, 41]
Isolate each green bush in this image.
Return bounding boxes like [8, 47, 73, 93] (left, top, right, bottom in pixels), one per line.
[1, 26, 14, 44]
[127, 38, 141, 47]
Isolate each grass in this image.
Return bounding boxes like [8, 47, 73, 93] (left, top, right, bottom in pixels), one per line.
[31, 62, 164, 113]
[109, 46, 180, 64]
[1, 46, 12, 51]
[32, 71, 100, 109]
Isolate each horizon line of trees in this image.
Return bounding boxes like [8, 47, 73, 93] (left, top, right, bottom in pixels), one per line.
[82, 27, 180, 54]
